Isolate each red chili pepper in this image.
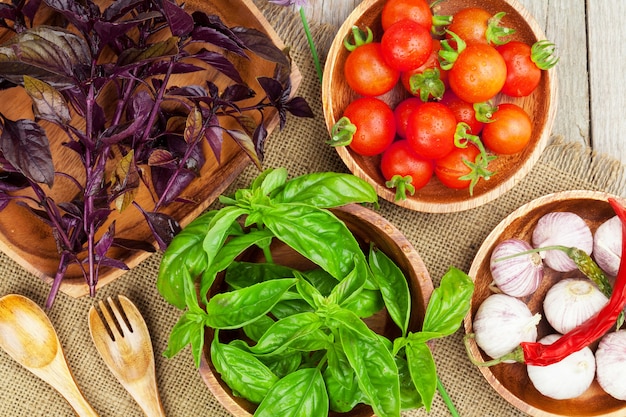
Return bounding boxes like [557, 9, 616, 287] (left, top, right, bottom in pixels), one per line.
[519, 197, 626, 366]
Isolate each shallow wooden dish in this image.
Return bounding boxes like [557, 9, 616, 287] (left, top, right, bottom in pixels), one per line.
[0, 0, 301, 297]
[198, 203, 434, 417]
[322, 0, 558, 213]
[464, 190, 626, 417]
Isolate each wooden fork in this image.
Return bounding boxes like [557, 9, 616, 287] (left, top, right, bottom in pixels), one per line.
[88, 295, 166, 417]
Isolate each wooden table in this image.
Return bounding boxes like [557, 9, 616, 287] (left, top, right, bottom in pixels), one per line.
[298, 0, 626, 167]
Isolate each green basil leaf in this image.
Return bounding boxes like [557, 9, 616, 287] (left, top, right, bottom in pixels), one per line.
[259, 166, 288, 195]
[262, 204, 366, 280]
[395, 356, 423, 411]
[328, 257, 367, 307]
[302, 269, 337, 296]
[405, 342, 437, 412]
[271, 299, 314, 319]
[342, 288, 384, 318]
[226, 262, 295, 289]
[250, 312, 323, 355]
[243, 315, 275, 342]
[202, 206, 247, 268]
[157, 211, 217, 308]
[271, 172, 377, 208]
[324, 343, 364, 413]
[369, 246, 411, 335]
[211, 335, 278, 404]
[163, 310, 206, 366]
[254, 368, 329, 417]
[205, 278, 297, 329]
[296, 275, 325, 309]
[332, 309, 401, 417]
[199, 228, 275, 301]
[422, 267, 474, 336]
[261, 351, 302, 378]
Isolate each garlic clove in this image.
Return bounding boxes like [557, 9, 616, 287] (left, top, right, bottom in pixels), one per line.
[543, 278, 608, 334]
[473, 293, 541, 361]
[531, 212, 593, 272]
[527, 334, 595, 400]
[490, 238, 544, 297]
[593, 215, 622, 277]
[596, 330, 626, 400]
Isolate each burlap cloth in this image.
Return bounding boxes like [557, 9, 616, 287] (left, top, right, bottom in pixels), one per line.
[1, 2, 625, 416]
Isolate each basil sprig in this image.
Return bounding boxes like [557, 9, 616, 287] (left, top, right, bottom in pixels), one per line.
[157, 168, 474, 417]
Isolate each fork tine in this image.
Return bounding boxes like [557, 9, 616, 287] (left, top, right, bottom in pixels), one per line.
[107, 296, 133, 335]
[97, 297, 123, 340]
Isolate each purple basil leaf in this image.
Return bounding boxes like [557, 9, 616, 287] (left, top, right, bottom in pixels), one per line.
[285, 96, 314, 118]
[256, 76, 283, 104]
[94, 222, 115, 258]
[96, 256, 130, 271]
[231, 26, 289, 67]
[253, 123, 267, 162]
[102, 0, 143, 21]
[189, 12, 247, 57]
[204, 115, 223, 161]
[0, 193, 10, 211]
[162, 0, 194, 37]
[0, 171, 29, 191]
[0, 3, 16, 21]
[58, 201, 83, 219]
[221, 83, 255, 102]
[139, 209, 182, 250]
[148, 60, 204, 76]
[0, 117, 54, 186]
[113, 238, 157, 253]
[21, 0, 42, 23]
[117, 37, 179, 67]
[167, 84, 206, 98]
[43, 0, 94, 33]
[94, 12, 160, 50]
[23, 75, 71, 125]
[191, 49, 244, 83]
[226, 128, 261, 169]
[148, 149, 178, 169]
[151, 165, 195, 205]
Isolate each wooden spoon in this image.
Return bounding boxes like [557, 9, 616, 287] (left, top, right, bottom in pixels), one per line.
[0, 294, 99, 417]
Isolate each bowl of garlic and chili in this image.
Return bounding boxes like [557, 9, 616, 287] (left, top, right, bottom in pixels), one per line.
[464, 190, 626, 417]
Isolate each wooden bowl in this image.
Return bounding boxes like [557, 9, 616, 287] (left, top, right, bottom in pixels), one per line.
[198, 203, 435, 417]
[0, 0, 301, 297]
[322, 0, 558, 213]
[464, 190, 626, 417]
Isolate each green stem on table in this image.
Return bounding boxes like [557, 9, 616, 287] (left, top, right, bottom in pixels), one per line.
[437, 376, 461, 417]
[299, 7, 323, 82]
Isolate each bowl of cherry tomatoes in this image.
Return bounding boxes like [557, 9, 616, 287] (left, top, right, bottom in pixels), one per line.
[322, 0, 558, 213]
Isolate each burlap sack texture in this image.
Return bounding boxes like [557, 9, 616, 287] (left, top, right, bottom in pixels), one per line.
[1, 1, 625, 416]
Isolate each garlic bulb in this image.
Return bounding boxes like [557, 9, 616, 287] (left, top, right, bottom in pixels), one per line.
[490, 238, 544, 297]
[532, 212, 593, 272]
[527, 334, 595, 400]
[473, 293, 541, 361]
[543, 278, 608, 334]
[593, 215, 622, 277]
[596, 330, 626, 400]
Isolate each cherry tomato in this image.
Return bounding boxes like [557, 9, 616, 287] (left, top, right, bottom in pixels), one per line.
[381, 19, 433, 72]
[344, 42, 400, 96]
[342, 97, 396, 156]
[381, 0, 432, 31]
[481, 103, 532, 154]
[497, 41, 542, 97]
[405, 102, 457, 159]
[381, 140, 434, 199]
[434, 143, 481, 189]
[439, 90, 484, 134]
[400, 39, 448, 101]
[448, 43, 507, 103]
[447, 7, 492, 45]
[393, 97, 422, 139]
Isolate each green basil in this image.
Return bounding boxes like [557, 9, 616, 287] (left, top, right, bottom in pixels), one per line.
[205, 278, 297, 329]
[422, 267, 474, 336]
[301, 269, 337, 296]
[261, 352, 302, 379]
[324, 343, 364, 413]
[254, 368, 329, 417]
[163, 309, 206, 366]
[157, 211, 216, 308]
[395, 356, 423, 411]
[369, 246, 411, 335]
[250, 312, 323, 355]
[271, 171, 378, 208]
[202, 206, 247, 268]
[262, 204, 365, 280]
[211, 334, 279, 404]
[243, 315, 275, 342]
[327, 258, 367, 307]
[405, 342, 437, 411]
[342, 288, 384, 318]
[226, 262, 295, 289]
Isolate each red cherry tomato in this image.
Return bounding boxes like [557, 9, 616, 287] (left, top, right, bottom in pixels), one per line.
[447, 7, 492, 45]
[400, 39, 448, 101]
[381, 0, 432, 31]
[481, 103, 532, 154]
[405, 102, 457, 159]
[448, 43, 507, 103]
[439, 90, 484, 134]
[342, 97, 396, 156]
[393, 97, 422, 139]
[381, 19, 433, 72]
[434, 143, 481, 189]
[497, 41, 542, 97]
[381, 140, 434, 199]
[344, 42, 400, 96]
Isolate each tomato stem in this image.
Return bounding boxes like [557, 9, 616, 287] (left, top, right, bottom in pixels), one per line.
[385, 174, 416, 201]
[531, 39, 559, 70]
[486, 12, 516, 45]
[327, 116, 356, 147]
[343, 25, 373, 51]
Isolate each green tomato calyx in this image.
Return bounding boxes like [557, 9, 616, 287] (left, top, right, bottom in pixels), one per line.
[531, 39, 559, 70]
[343, 26, 374, 51]
[486, 12, 516, 45]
